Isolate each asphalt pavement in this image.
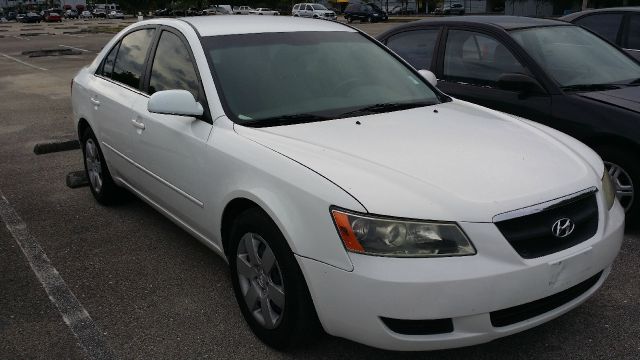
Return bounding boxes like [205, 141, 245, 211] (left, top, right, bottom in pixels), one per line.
[0, 18, 639, 360]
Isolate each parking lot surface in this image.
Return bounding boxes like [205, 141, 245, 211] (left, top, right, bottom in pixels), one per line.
[1, 18, 639, 359]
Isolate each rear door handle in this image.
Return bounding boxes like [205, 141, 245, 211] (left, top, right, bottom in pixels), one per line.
[90, 97, 100, 106]
[131, 119, 145, 130]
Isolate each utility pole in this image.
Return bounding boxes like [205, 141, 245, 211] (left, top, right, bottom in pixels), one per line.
[581, 0, 588, 10]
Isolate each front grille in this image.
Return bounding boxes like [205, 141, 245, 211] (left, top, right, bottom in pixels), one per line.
[495, 191, 598, 259]
[490, 270, 603, 327]
[381, 317, 453, 335]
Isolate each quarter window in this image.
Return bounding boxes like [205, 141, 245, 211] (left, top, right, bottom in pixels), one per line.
[443, 30, 526, 86]
[148, 31, 200, 100]
[627, 15, 640, 50]
[386, 29, 439, 70]
[101, 42, 119, 78]
[111, 28, 155, 89]
[574, 14, 623, 43]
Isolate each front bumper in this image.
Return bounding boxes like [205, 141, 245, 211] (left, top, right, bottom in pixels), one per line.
[297, 201, 624, 351]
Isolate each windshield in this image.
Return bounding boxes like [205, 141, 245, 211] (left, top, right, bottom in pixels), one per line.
[311, 4, 327, 10]
[203, 31, 440, 126]
[511, 26, 640, 88]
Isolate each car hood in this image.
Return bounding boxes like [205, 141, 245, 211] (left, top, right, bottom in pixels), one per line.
[235, 100, 603, 222]
[577, 86, 640, 113]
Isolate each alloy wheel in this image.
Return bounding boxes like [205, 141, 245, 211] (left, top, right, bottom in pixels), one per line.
[236, 232, 285, 329]
[84, 138, 103, 193]
[605, 161, 634, 212]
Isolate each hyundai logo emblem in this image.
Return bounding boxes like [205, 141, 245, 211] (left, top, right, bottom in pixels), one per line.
[552, 218, 575, 238]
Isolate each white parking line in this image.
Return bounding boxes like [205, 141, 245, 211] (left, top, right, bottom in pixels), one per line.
[0, 53, 48, 71]
[11, 35, 30, 41]
[59, 44, 92, 52]
[64, 33, 86, 38]
[0, 191, 117, 360]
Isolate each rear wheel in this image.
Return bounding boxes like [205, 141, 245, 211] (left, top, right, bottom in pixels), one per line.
[228, 208, 320, 350]
[81, 127, 125, 205]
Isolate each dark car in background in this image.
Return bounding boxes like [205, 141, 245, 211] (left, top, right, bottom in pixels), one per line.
[5, 11, 17, 21]
[18, 12, 42, 23]
[344, 2, 387, 23]
[378, 16, 640, 222]
[561, 7, 640, 61]
[43, 12, 62, 22]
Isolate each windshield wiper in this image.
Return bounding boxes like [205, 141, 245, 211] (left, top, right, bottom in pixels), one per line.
[240, 113, 331, 127]
[338, 101, 435, 118]
[561, 83, 621, 92]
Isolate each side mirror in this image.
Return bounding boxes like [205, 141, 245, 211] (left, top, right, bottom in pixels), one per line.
[497, 73, 545, 94]
[418, 69, 437, 87]
[147, 90, 204, 117]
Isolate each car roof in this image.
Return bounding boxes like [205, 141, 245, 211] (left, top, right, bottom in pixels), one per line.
[560, 7, 640, 21]
[409, 15, 569, 30]
[182, 16, 355, 37]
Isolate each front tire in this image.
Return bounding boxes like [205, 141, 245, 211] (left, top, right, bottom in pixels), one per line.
[81, 127, 124, 205]
[228, 208, 320, 350]
[596, 145, 639, 224]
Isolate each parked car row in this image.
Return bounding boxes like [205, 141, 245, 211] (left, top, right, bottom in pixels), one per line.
[72, 14, 629, 354]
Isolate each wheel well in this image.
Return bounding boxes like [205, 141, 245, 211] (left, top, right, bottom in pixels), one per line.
[220, 198, 262, 257]
[77, 118, 90, 140]
[583, 135, 640, 157]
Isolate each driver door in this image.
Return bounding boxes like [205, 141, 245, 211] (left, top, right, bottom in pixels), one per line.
[435, 28, 551, 123]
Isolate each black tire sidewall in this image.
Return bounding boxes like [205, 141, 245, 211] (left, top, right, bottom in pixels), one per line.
[228, 208, 317, 350]
[80, 127, 119, 204]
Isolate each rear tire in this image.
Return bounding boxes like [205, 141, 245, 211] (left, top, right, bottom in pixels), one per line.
[80, 127, 125, 205]
[228, 208, 320, 350]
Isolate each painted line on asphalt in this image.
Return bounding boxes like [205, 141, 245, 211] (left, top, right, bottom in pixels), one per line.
[59, 44, 92, 52]
[11, 35, 30, 40]
[0, 191, 118, 360]
[64, 33, 86, 38]
[0, 53, 48, 71]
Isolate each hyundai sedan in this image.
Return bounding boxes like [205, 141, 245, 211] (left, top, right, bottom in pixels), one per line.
[71, 17, 624, 351]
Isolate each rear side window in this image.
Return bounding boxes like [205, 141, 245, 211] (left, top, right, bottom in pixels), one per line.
[293, 4, 299, 11]
[111, 28, 155, 89]
[574, 13, 623, 44]
[386, 29, 439, 70]
[627, 15, 640, 50]
[148, 31, 200, 100]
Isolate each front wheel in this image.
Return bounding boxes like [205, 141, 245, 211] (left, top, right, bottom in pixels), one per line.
[597, 145, 639, 224]
[228, 208, 320, 349]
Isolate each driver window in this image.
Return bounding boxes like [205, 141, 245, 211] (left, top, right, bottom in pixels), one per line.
[444, 30, 527, 87]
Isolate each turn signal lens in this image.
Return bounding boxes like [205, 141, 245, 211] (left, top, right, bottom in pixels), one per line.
[602, 168, 616, 210]
[331, 209, 475, 257]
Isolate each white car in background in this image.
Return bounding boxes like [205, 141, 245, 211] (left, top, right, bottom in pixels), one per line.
[80, 10, 92, 19]
[71, 16, 624, 351]
[292, 3, 336, 20]
[234, 6, 254, 15]
[249, 8, 279, 15]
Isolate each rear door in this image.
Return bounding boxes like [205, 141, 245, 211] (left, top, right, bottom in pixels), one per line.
[128, 27, 213, 225]
[435, 28, 552, 123]
[90, 27, 156, 183]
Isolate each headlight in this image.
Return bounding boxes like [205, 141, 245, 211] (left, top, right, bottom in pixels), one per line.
[331, 209, 476, 257]
[602, 168, 616, 210]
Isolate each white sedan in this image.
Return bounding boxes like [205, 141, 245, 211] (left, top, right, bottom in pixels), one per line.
[71, 16, 624, 351]
[249, 8, 279, 15]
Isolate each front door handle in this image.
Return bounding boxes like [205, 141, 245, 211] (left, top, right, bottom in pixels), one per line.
[90, 97, 100, 106]
[131, 119, 145, 130]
